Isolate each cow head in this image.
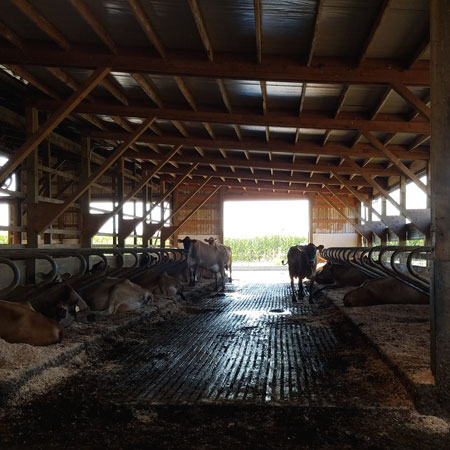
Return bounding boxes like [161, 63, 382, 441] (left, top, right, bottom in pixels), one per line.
[303, 243, 324, 269]
[314, 262, 334, 284]
[204, 237, 216, 246]
[178, 236, 193, 252]
[55, 286, 93, 327]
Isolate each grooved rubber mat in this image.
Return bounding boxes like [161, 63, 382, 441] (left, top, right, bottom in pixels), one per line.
[113, 279, 339, 404]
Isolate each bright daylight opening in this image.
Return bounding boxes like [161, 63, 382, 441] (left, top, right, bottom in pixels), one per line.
[224, 200, 309, 267]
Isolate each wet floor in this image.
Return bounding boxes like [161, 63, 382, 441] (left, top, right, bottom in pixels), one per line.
[1, 271, 450, 450]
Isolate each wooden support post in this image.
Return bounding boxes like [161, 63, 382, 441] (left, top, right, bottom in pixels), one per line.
[218, 187, 224, 244]
[42, 141, 52, 245]
[399, 176, 407, 245]
[308, 193, 314, 243]
[25, 107, 38, 283]
[381, 197, 387, 244]
[0, 67, 110, 185]
[117, 159, 125, 248]
[80, 137, 91, 247]
[430, 0, 450, 392]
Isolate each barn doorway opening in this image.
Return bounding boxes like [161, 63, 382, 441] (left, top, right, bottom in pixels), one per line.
[224, 200, 310, 270]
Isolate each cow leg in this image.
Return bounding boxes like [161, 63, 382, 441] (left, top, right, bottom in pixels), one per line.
[189, 265, 197, 287]
[309, 277, 314, 299]
[298, 279, 305, 298]
[291, 277, 297, 302]
[219, 265, 226, 291]
[229, 263, 232, 283]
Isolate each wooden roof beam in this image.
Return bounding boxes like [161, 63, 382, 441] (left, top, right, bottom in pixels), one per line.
[254, 0, 262, 64]
[233, 124, 243, 141]
[408, 135, 430, 151]
[260, 80, 268, 115]
[217, 79, 233, 112]
[306, 0, 324, 66]
[0, 67, 110, 185]
[87, 130, 429, 160]
[172, 120, 189, 137]
[127, 0, 166, 59]
[357, 0, 392, 66]
[188, 0, 213, 62]
[0, 20, 25, 50]
[10, 0, 70, 50]
[406, 33, 429, 69]
[69, 0, 117, 54]
[35, 100, 432, 134]
[102, 75, 129, 105]
[131, 73, 164, 108]
[0, 47, 430, 85]
[174, 76, 197, 111]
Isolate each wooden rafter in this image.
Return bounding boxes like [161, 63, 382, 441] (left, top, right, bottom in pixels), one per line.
[102, 75, 129, 105]
[217, 79, 233, 112]
[260, 80, 268, 114]
[132, 73, 164, 108]
[0, 67, 110, 185]
[406, 33, 429, 69]
[188, 0, 213, 62]
[127, 0, 166, 59]
[253, 0, 262, 63]
[174, 76, 197, 111]
[10, 0, 70, 50]
[0, 20, 25, 50]
[306, 0, 324, 66]
[69, 0, 117, 53]
[357, 0, 392, 66]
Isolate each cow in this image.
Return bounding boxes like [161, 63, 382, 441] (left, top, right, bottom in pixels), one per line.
[343, 277, 429, 307]
[314, 262, 370, 288]
[0, 300, 63, 346]
[204, 237, 233, 282]
[178, 236, 227, 291]
[82, 277, 153, 315]
[152, 271, 185, 299]
[283, 243, 324, 302]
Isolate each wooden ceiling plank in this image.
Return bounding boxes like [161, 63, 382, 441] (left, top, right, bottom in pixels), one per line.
[357, 0, 392, 66]
[306, 0, 324, 66]
[0, 67, 110, 185]
[127, 0, 166, 59]
[69, 0, 118, 54]
[390, 82, 431, 120]
[188, 0, 213, 62]
[254, 0, 262, 63]
[10, 0, 70, 50]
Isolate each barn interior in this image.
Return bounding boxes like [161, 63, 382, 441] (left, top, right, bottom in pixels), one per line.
[0, 0, 450, 448]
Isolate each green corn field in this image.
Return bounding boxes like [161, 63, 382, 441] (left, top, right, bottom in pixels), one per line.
[224, 235, 307, 264]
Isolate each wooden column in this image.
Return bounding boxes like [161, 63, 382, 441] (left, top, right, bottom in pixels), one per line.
[308, 193, 314, 243]
[218, 188, 224, 244]
[381, 197, 387, 244]
[399, 177, 407, 245]
[430, 0, 450, 392]
[42, 141, 52, 244]
[117, 159, 125, 248]
[25, 107, 38, 282]
[80, 137, 91, 247]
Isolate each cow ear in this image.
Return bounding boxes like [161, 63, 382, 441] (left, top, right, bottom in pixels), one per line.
[317, 245, 324, 251]
[204, 239, 208, 242]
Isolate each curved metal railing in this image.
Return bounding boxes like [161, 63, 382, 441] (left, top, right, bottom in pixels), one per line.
[320, 246, 431, 295]
[0, 246, 186, 300]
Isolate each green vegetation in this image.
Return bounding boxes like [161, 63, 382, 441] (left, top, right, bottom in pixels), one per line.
[0, 233, 8, 244]
[224, 235, 307, 264]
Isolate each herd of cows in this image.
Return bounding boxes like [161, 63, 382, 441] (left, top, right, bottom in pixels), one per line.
[0, 239, 429, 348]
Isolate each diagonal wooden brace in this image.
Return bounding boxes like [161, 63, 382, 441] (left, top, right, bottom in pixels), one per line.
[28, 116, 156, 234]
[0, 67, 110, 185]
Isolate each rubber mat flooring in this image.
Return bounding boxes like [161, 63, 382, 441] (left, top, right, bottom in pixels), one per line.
[108, 278, 342, 405]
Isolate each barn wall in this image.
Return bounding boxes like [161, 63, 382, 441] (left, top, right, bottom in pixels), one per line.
[311, 194, 359, 248]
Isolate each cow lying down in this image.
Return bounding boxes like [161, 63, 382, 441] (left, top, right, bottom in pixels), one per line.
[314, 262, 370, 289]
[82, 278, 153, 315]
[343, 277, 429, 307]
[0, 300, 63, 346]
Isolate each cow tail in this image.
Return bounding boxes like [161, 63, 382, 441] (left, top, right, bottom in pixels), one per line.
[281, 260, 288, 266]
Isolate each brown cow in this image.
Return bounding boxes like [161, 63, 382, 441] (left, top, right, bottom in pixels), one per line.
[178, 236, 227, 291]
[315, 262, 369, 288]
[284, 243, 324, 302]
[0, 300, 63, 346]
[343, 277, 429, 307]
[151, 271, 184, 299]
[83, 278, 153, 314]
[204, 237, 233, 282]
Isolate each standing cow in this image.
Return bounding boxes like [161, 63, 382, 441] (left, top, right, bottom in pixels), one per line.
[204, 237, 233, 282]
[178, 236, 227, 291]
[284, 243, 324, 302]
